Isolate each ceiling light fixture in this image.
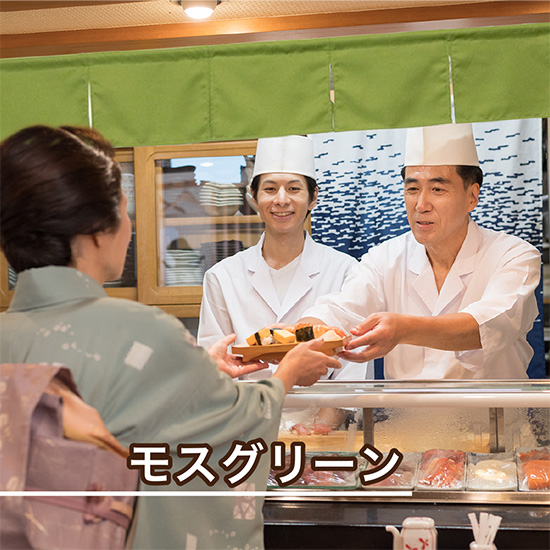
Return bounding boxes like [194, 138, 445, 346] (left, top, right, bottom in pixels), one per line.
[178, 0, 221, 20]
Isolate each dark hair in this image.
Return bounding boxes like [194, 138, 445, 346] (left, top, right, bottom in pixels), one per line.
[456, 165, 483, 188]
[0, 125, 122, 273]
[400, 165, 483, 189]
[250, 174, 317, 201]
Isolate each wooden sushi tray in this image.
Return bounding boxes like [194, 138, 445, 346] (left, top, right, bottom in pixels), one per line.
[232, 336, 351, 363]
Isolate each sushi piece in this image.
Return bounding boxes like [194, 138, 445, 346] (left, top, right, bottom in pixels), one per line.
[246, 333, 259, 346]
[320, 329, 341, 342]
[313, 325, 345, 339]
[272, 329, 296, 344]
[246, 327, 273, 346]
[260, 332, 275, 345]
[295, 324, 315, 342]
[312, 325, 329, 338]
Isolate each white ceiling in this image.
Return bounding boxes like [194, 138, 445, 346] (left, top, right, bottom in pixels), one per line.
[0, 0, 501, 35]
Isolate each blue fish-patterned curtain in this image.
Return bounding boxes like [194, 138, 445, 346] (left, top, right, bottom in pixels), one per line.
[309, 119, 544, 377]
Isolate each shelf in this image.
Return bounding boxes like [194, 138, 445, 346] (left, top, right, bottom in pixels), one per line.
[163, 215, 262, 226]
[279, 380, 550, 409]
[263, 500, 550, 550]
[265, 489, 550, 505]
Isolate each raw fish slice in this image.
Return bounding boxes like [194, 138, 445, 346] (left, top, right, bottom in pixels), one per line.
[418, 449, 465, 489]
[522, 460, 550, 490]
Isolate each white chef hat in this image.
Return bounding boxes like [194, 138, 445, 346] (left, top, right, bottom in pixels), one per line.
[252, 135, 316, 180]
[404, 122, 479, 167]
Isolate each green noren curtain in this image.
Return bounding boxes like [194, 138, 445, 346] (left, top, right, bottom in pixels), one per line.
[89, 48, 210, 146]
[209, 40, 333, 141]
[0, 23, 548, 146]
[449, 24, 550, 123]
[330, 31, 452, 131]
[0, 56, 89, 136]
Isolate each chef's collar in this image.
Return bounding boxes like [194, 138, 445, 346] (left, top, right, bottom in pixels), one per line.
[409, 218, 480, 275]
[251, 231, 321, 276]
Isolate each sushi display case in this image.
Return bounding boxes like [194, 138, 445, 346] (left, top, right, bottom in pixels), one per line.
[262, 380, 549, 549]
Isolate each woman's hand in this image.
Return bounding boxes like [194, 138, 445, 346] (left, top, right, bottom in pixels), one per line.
[208, 334, 269, 378]
[274, 339, 341, 392]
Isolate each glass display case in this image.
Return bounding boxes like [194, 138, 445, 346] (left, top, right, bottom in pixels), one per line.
[263, 380, 549, 550]
[267, 380, 550, 504]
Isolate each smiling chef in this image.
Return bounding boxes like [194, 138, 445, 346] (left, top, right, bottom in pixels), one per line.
[301, 122, 541, 379]
[198, 134, 368, 380]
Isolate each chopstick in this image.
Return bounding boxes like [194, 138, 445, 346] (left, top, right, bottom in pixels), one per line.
[469, 512, 502, 547]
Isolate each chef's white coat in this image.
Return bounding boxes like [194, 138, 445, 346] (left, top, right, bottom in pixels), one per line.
[303, 220, 541, 380]
[198, 232, 369, 379]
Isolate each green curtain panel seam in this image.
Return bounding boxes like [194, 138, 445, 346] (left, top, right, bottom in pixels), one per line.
[444, 33, 455, 124]
[207, 48, 213, 143]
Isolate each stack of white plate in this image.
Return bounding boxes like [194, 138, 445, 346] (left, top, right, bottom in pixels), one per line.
[164, 249, 204, 286]
[199, 182, 242, 216]
[162, 185, 207, 218]
[200, 240, 245, 272]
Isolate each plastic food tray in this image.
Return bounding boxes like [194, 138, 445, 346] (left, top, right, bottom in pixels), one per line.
[466, 452, 518, 491]
[416, 449, 466, 491]
[516, 446, 550, 492]
[362, 452, 420, 490]
[267, 451, 365, 490]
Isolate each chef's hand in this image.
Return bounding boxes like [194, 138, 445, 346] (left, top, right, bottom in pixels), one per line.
[313, 407, 348, 432]
[274, 338, 341, 392]
[338, 312, 401, 362]
[208, 334, 269, 378]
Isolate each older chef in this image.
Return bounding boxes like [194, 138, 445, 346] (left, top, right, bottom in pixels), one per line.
[198, 134, 369, 380]
[302, 123, 541, 379]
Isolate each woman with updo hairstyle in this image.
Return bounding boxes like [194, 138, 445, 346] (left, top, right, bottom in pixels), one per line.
[1, 125, 123, 274]
[0, 125, 339, 550]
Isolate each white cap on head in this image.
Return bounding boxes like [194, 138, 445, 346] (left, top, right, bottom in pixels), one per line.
[252, 135, 316, 180]
[404, 122, 479, 167]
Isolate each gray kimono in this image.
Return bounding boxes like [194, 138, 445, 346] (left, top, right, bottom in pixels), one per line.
[1, 266, 285, 550]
